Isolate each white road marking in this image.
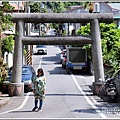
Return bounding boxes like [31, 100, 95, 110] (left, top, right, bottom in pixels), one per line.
[57, 45, 107, 118]
[57, 45, 61, 53]
[37, 55, 43, 69]
[71, 73, 107, 118]
[0, 92, 31, 115]
[0, 46, 107, 118]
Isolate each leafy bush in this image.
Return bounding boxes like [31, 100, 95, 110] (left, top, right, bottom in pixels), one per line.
[0, 58, 8, 83]
[77, 23, 120, 78]
[2, 35, 14, 56]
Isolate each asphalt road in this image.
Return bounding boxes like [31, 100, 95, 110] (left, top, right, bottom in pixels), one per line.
[0, 45, 120, 119]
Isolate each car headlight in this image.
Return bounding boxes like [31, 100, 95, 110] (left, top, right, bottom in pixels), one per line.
[33, 49, 37, 53]
[23, 80, 32, 85]
[3, 81, 11, 84]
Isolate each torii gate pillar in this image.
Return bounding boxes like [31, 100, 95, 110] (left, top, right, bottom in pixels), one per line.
[91, 19, 105, 95]
[9, 20, 24, 96]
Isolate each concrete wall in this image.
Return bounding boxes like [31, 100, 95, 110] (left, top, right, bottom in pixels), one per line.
[4, 52, 13, 68]
[4, 52, 25, 68]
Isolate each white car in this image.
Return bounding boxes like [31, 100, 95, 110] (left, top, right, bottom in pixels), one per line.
[46, 29, 56, 35]
[33, 45, 47, 55]
[60, 49, 67, 64]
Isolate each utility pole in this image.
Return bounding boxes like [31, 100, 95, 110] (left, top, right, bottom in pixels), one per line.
[18, 1, 19, 13]
[25, 3, 32, 65]
[39, 3, 44, 36]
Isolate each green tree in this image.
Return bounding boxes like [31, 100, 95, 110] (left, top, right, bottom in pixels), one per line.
[44, 2, 82, 13]
[0, 2, 14, 58]
[0, 2, 14, 30]
[0, 58, 8, 83]
[29, 2, 47, 13]
[0, 2, 14, 88]
[0, 57, 8, 93]
[77, 23, 120, 78]
[2, 35, 14, 55]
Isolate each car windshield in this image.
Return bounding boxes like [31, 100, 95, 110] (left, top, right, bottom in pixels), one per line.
[8, 67, 31, 74]
[36, 45, 46, 48]
[22, 67, 31, 74]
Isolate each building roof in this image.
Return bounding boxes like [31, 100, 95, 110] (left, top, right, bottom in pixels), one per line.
[106, 3, 120, 11]
[63, 6, 83, 13]
[63, 2, 120, 13]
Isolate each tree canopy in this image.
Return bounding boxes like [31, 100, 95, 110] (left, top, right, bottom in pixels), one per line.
[0, 2, 14, 84]
[77, 23, 120, 78]
[0, 2, 14, 57]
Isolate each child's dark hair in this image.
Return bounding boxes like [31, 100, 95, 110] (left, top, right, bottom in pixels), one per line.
[37, 68, 44, 76]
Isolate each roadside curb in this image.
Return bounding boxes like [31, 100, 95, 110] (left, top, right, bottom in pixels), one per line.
[0, 94, 11, 108]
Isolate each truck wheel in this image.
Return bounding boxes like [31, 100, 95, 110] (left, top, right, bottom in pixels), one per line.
[66, 67, 70, 74]
[62, 64, 63, 68]
[63, 65, 66, 69]
[88, 61, 94, 75]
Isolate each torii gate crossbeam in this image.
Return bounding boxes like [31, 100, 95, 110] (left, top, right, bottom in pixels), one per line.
[22, 35, 92, 45]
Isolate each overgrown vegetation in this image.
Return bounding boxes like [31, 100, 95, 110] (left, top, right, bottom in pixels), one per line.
[0, 58, 8, 83]
[77, 23, 120, 78]
[0, 2, 14, 87]
[43, 2, 82, 13]
[2, 35, 14, 56]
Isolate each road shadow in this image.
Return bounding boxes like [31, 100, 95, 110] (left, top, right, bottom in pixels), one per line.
[45, 93, 83, 97]
[47, 66, 69, 75]
[47, 66, 93, 76]
[41, 55, 60, 63]
[10, 110, 33, 113]
[72, 108, 99, 114]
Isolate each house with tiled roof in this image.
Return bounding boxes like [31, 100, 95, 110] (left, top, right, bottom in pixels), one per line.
[63, 2, 120, 15]
[9, 1, 24, 12]
[0, 1, 24, 13]
[63, 6, 87, 13]
[100, 3, 120, 15]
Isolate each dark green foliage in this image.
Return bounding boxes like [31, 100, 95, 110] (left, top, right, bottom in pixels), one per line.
[0, 2, 14, 56]
[29, 2, 47, 13]
[43, 2, 82, 13]
[0, 58, 8, 83]
[2, 35, 14, 55]
[0, 2, 14, 30]
[0, 2, 14, 85]
[77, 23, 120, 78]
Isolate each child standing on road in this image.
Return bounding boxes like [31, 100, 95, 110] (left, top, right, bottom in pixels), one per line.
[32, 68, 46, 112]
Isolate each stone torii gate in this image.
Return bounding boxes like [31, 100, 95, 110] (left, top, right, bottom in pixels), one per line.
[8, 13, 113, 96]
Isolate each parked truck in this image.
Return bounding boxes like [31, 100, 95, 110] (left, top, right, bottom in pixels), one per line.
[65, 47, 94, 75]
